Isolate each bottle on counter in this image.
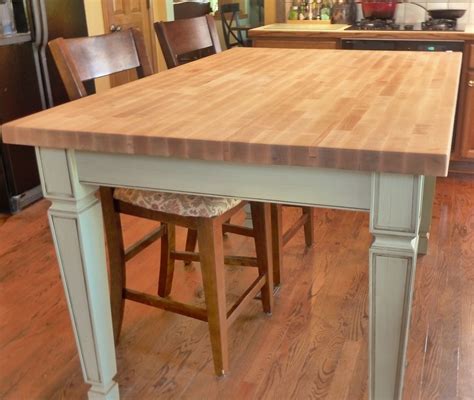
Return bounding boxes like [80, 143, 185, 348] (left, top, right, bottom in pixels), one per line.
[288, 4, 299, 20]
[320, 0, 332, 21]
[308, 0, 314, 20]
[298, 2, 306, 20]
[0, 0, 16, 35]
[315, 0, 322, 20]
[331, 0, 356, 24]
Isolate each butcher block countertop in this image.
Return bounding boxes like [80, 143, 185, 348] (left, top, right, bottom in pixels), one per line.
[250, 23, 474, 40]
[2, 47, 462, 176]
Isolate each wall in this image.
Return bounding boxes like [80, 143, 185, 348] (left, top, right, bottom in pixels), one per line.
[274, 0, 474, 25]
[83, 0, 110, 91]
[394, 0, 474, 25]
[153, 0, 175, 71]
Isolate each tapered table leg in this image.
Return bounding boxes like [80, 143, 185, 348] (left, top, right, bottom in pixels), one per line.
[418, 176, 436, 255]
[369, 173, 424, 400]
[36, 148, 119, 400]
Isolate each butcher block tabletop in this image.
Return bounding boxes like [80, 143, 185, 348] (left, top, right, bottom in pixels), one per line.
[2, 47, 462, 176]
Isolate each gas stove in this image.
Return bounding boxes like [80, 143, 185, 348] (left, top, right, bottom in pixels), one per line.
[422, 19, 458, 31]
[347, 18, 464, 32]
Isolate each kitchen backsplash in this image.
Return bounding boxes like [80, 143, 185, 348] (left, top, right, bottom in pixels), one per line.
[283, 1, 474, 25]
[394, 0, 474, 25]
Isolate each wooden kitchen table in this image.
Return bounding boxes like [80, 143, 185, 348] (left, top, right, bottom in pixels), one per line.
[2, 48, 462, 400]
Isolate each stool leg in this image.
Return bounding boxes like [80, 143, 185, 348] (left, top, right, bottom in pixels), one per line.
[270, 204, 283, 287]
[158, 223, 175, 297]
[302, 207, 314, 247]
[100, 187, 125, 345]
[250, 202, 274, 314]
[185, 228, 198, 252]
[223, 217, 231, 237]
[197, 218, 229, 376]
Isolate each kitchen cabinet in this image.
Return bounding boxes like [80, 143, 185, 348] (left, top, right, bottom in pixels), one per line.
[456, 43, 474, 160]
[451, 41, 474, 172]
[469, 43, 474, 67]
[458, 72, 474, 159]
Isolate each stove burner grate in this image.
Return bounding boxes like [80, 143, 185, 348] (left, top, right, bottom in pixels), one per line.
[349, 19, 414, 31]
[347, 18, 462, 32]
[421, 19, 457, 31]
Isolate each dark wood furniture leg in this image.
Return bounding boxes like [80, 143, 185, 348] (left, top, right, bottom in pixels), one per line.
[100, 187, 126, 344]
[271, 204, 315, 287]
[185, 228, 198, 253]
[197, 217, 229, 376]
[158, 223, 175, 297]
[302, 207, 314, 247]
[184, 228, 198, 266]
[270, 204, 283, 287]
[251, 202, 274, 313]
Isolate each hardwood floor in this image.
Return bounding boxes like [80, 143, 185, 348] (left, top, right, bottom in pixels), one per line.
[0, 176, 472, 400]
[0, 214, 8, 227]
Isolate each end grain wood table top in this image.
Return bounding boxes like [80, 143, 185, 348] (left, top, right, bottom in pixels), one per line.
[2, 47, 462, 176]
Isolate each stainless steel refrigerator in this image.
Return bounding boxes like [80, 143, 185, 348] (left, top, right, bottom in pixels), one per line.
[0, 0, 91, 213]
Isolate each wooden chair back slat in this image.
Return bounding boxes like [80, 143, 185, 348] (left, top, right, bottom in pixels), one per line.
[49, 28, 153, 101]
[174, 1, 211, 20]
[154, 15, 221, 69]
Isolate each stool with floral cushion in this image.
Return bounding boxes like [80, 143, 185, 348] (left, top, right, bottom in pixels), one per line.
[103, 187, 273, 376]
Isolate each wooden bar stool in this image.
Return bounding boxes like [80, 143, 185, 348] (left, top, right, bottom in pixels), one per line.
[49, 28, 274, 376]
[103, 188, 273, 376]
[154, 16, 315, 286]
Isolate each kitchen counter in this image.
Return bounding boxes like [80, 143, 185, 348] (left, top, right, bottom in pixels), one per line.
[250, 23, 474, 41]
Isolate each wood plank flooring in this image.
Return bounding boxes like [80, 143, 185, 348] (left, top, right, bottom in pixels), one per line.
[0, 176, 472, 400]
[0, 214, 8, 227]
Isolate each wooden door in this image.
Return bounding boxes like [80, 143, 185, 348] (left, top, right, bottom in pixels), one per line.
[102, 0, 156, 87]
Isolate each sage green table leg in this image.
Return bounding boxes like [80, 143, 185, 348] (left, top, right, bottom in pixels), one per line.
[369, 173, 424, 400]
[418, 176, 436, 255]
[36, 148, 119, 400]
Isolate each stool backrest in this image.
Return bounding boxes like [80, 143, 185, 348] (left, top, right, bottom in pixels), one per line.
[174, 1, 212, 20]
[49, 28, 153, 101]
[154, 15, 221, 69]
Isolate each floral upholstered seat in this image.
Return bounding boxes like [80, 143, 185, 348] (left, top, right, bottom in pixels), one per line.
[114, 188, 242, 218]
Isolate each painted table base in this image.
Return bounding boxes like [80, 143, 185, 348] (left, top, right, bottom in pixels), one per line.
[418, 176, 436, 255]
[36, 148, 431, 400]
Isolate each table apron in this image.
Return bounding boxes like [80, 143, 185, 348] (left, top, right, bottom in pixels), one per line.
[74, 151, 372, 211]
